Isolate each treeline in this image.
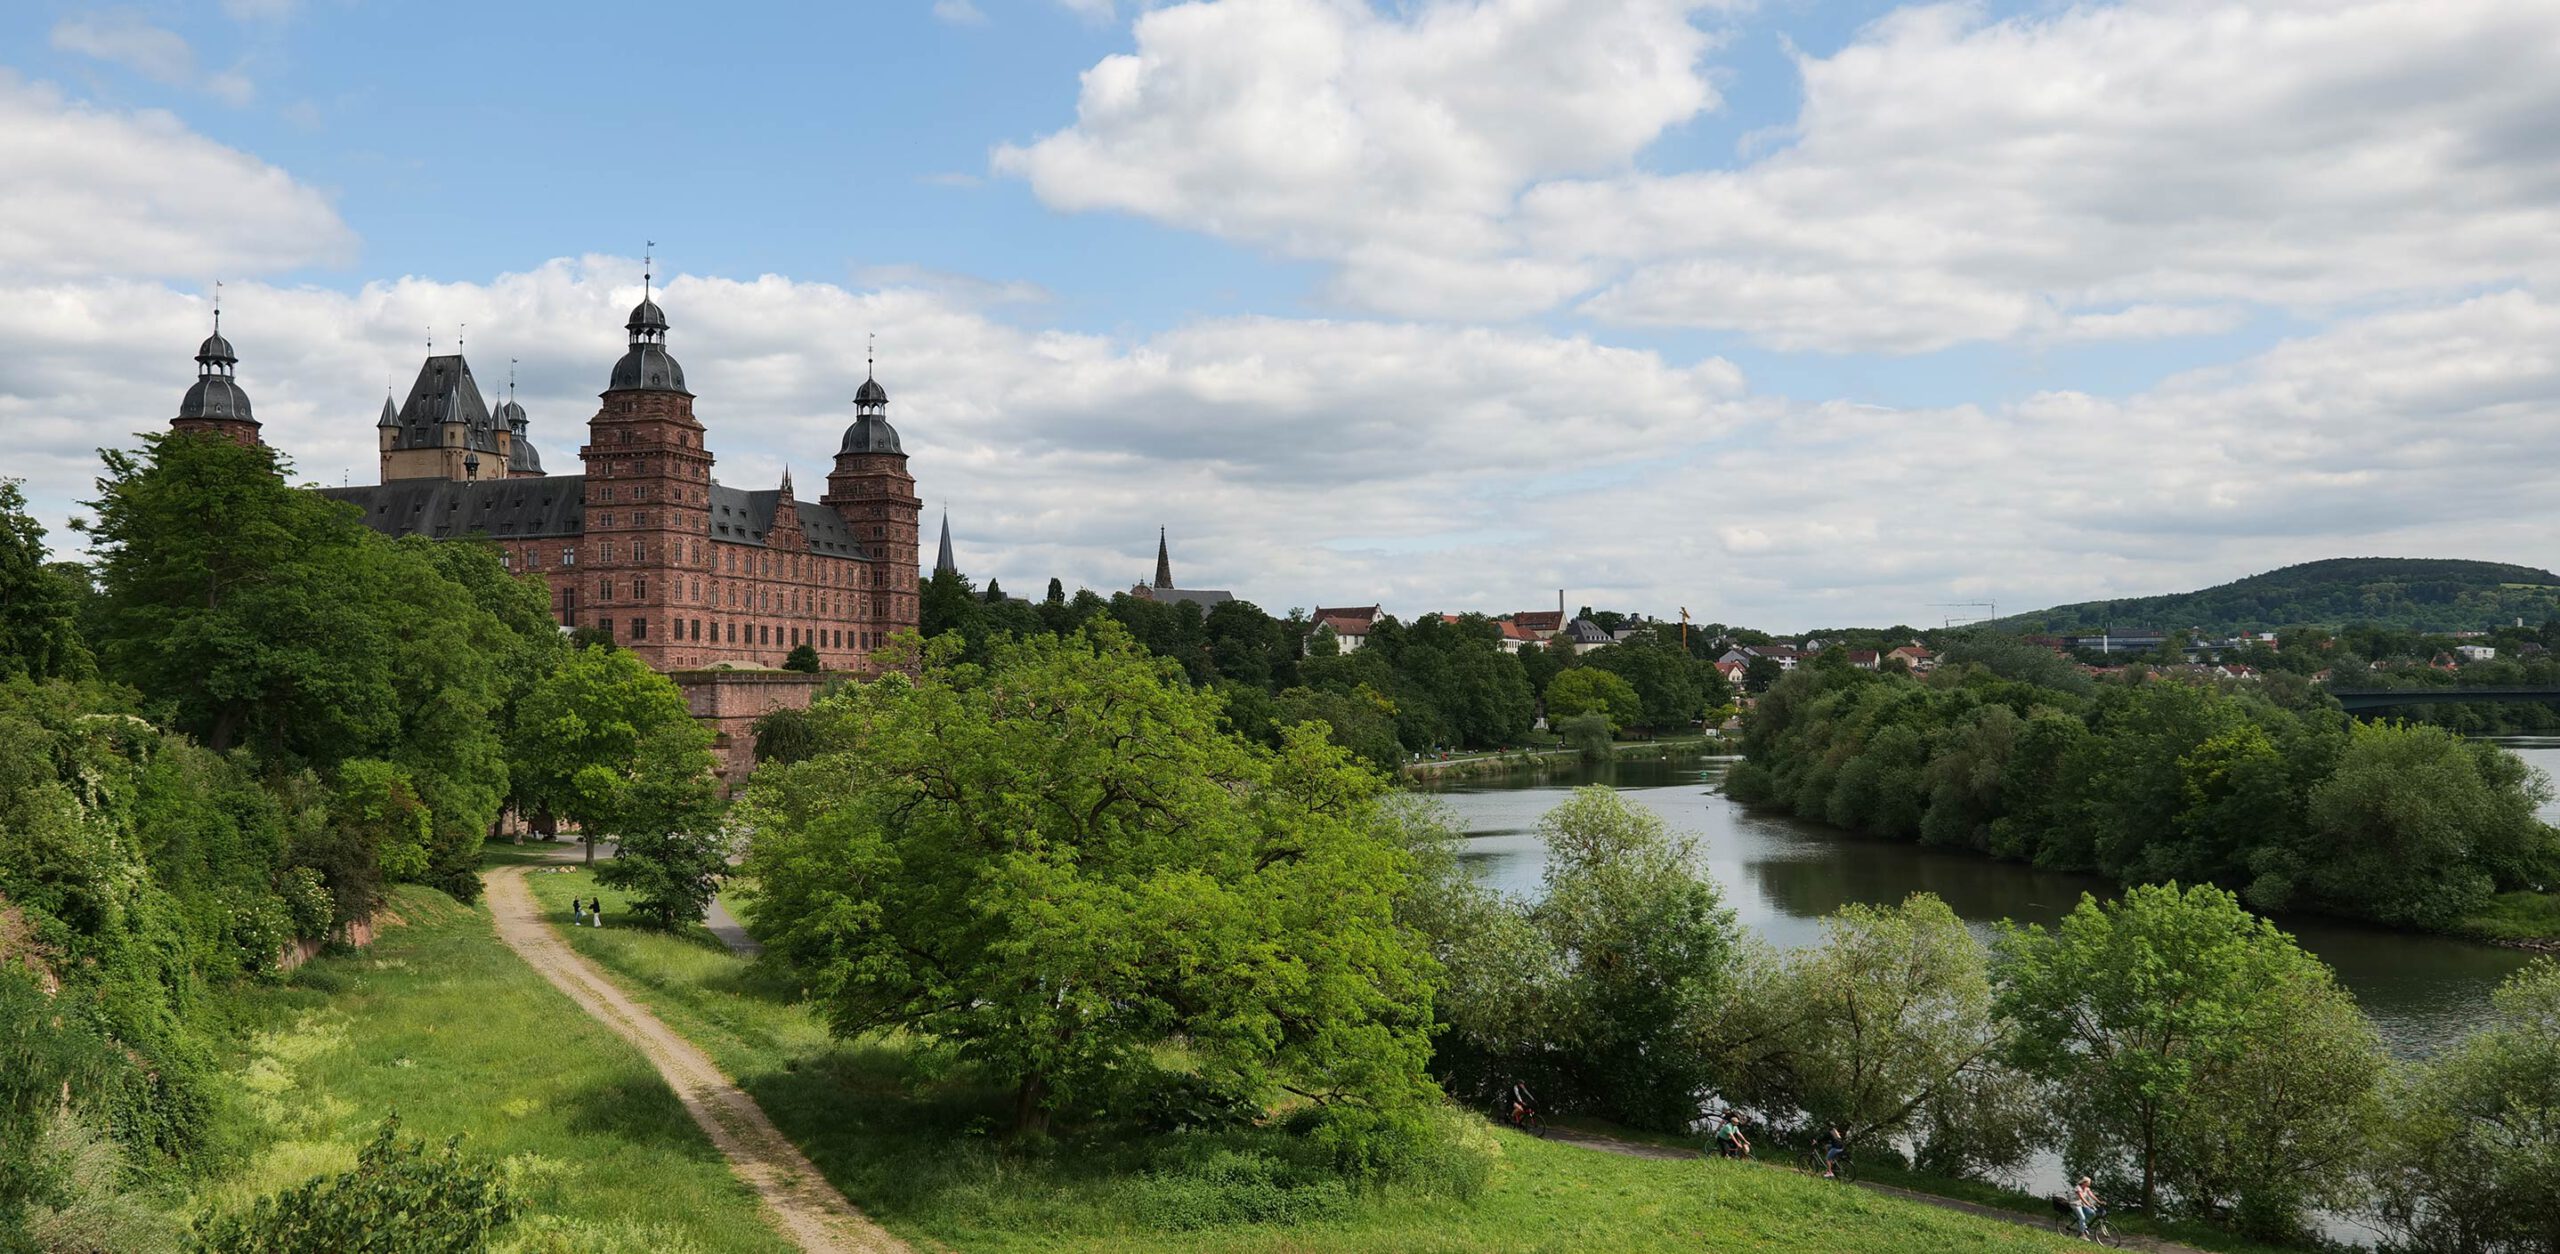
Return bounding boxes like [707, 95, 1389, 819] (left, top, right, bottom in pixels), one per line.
[915, 566, 1729, 769]
[1726, 651, 2560, 931]
[1994, 556, 2560, 635]
[1412, 787, 2560, 1246]
[1, 438, 716, 1248]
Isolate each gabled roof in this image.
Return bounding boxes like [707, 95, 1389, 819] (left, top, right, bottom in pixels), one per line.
[320, 475, 588, 541]
[1563, 617, 1612, 645]
[1313, 605, 1380, 627]
[1511, 610, 1564, 632]
[384, 355, 504, 456]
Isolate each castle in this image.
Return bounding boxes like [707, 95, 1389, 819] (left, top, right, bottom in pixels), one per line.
[168, 284, 923, 775]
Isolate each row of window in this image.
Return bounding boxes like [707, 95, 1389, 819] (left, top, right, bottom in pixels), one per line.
[598, 617, 889, 651]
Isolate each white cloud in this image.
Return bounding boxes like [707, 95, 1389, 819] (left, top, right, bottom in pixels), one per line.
[1008, 0, 2560, 350]
[0, 73, 351, 280]
[996, 0, 1722, 320]
[221, 0, 301, 20]
[51, 12, 198, 85]
[933, 0, 988, 26]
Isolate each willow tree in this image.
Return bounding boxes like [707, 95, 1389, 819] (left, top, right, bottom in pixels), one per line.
[740, 626, 1438, 1150]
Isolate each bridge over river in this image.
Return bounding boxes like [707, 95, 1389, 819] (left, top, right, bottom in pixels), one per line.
[2329, 686, 2560, 713]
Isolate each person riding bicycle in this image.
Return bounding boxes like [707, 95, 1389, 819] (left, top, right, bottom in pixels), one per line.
[1503, 1081, 1538, 1131]
[1820, 1123, 1848, 1178]
[2070, 1176, 2106, 1240]
[1710, 1111, 1751, 1159]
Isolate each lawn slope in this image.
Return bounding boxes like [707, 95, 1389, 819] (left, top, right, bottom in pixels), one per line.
[526, 870, 2079, 1252]
[195, 884, 792, 1254]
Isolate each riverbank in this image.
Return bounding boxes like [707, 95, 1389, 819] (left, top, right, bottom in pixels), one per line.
[1400, 735, 1721, 784]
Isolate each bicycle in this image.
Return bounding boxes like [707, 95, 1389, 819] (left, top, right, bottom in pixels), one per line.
[1799, 1141, 1856, 1182]
[2047, 1195, 2130, 1247]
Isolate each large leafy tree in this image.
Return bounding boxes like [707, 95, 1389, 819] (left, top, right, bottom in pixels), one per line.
[740, 626, 1439, 1141]
[0, 481, 90, 681]
[2372, 959, 2560, 1254]
[512, 646, 717, 865]
[1992, 883, 2384, 1229]
[1724, 895, 2035, 1179]
[1543, 668, 1640, 730]
[1584, 635, 1707, 732]
[2303, 720, 2557, 928]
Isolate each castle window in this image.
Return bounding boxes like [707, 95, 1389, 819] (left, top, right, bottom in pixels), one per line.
[631, 618, 647, 640]
[598, 513, 613, 528]
[635, 578, 648, 600]
[601, 580, 615, 600]
[601, 541, 615, 562]
[728, 622, 737, 643]
[562, 549, 576, 566]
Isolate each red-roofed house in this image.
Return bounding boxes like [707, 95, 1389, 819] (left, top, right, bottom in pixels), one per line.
[1310, 605, 1381, 653]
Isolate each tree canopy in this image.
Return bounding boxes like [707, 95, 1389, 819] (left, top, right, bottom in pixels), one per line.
[740, 626, 1440, 1150]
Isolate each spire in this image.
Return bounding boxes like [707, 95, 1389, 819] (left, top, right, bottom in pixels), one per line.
[935, 509, 956, 576]
[377, 392, 399, 428]
[780, 466, 795, 497]
[1153, 527, 1173, 589]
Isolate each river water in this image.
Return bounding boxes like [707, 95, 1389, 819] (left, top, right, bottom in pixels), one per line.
[1421, 746, 2558, 1060]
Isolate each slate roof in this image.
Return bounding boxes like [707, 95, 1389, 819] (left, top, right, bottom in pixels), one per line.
[1562, 617, 1613, 646]
[384, 355, 505, 455]
[321, 476, 588, 541]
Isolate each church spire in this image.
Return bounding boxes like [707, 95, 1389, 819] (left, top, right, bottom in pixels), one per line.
[1154, 527, 1173, 590]
[935, 509, 956, 576]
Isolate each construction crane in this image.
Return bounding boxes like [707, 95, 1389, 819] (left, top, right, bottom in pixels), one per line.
[1929, 601, 1997, 628]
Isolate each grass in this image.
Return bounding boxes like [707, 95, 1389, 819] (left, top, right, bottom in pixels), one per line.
[193, 884, 793, 1254]
[2457, 890, 2560, 943]
[524, 869, 2083, 1252]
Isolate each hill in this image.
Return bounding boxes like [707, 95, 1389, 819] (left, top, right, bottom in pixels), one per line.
[1988, 557, 2560, 635]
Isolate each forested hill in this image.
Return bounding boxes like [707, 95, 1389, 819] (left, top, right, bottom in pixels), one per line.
[1990, 557, 2560, 634]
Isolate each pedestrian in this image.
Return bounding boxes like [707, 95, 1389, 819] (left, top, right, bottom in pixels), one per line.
[571, 897, 585, 925]
[590, 897, 603, 928]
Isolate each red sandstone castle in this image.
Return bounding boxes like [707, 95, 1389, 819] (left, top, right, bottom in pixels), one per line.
[170, 286, 923, 774]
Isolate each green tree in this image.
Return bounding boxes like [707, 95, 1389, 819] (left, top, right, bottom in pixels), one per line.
[1586, 637, 1707, 731]
[1743, 655, 1784, 694]
[749, 705, 820, 766]
[782, 642, 821, 672]
[2372, 959, 2560, 1254]
[2303, 721, 2557, 928]
[1515, 637, 1571, 698]
[1543, 668, 1640, 730]
[1992, 883, 2384, 1226]
[1274, 684, 1402, 773]
[594, 814, 729, 931]
[741, 627, 1439, 1146]
[919, 565, 982, 639]
[511, 647, 718, 865]
[0, 481, 90, 681]
[1531, 787, 1739, 1129]
[1737, 895, 2035, 1178]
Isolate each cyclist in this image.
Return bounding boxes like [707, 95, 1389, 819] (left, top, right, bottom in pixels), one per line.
[2070, 1176, 2105, 1240]
[1502, 1080, 1538, 1132]
[1819, 1123, 1848, 1178]
[1710, 1111, 1751, 1159]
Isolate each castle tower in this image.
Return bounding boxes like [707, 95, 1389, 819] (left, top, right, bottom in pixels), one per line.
[171, 312, 261, 447]
[820, 363, 921, 637]
[581, 276, 714, 668]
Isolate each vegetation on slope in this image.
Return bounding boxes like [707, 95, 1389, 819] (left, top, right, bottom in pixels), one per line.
[1991, 557, 2560, 635]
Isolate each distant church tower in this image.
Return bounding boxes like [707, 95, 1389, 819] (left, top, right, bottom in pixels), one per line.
[935, 509, 957, 576]
[820, 360, 922, 630]
[580, 273, 715, 668]
[1153, 526, 1173, 589]
[171, 310, 261, 447]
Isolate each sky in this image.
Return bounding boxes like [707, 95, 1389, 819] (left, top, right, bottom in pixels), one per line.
[5, 0, 2559, 631]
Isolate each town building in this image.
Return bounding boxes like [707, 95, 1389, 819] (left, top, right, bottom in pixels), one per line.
[1311, 605, 1381, 652]
[167, 287, 923, 779]
[1131, 528, 1234, 612]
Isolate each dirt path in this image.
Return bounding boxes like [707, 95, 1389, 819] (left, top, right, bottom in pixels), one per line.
[484, 867, 905, 1254]
[1541, 1127, 2202, 1253]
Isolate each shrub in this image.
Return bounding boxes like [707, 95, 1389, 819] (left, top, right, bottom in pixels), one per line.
[192, 1114, 519, 1254]
[1555, 714, 1613, 763]
[1125, 1149, 1351, 1231]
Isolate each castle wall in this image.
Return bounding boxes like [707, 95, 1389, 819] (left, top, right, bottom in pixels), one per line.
[671, 669, 830, 786]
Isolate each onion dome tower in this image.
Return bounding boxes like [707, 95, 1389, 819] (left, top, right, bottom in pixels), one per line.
[579, 254, 713, 669]
[171, 308, 261, 447]
[821, 350, 922, 632]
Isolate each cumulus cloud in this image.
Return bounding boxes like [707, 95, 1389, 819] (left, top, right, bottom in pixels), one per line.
[1007, 0, 2560, 350]
[0, 73, 351, 280]
[995, 0, 1722, 320]
[7, 256, 2558, 629]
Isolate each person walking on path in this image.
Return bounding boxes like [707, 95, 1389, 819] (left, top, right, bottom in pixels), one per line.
[590, 897, 604, 928]
[572, 898, 585, 925]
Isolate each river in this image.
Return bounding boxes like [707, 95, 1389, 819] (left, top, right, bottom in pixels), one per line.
[1422, 746, 2557, 1060]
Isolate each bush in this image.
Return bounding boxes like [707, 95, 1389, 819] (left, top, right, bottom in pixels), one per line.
[192, 1114, 518, 1254]
[1125, 1149, 1351, 1231]
[1555, 714, 1613, 763]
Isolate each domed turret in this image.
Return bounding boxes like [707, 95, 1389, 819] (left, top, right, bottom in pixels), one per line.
[173, 311, 260, 445]
[498, 398, 544, 475]
[606, 277, 689, 394]
[838, 368, 901, 455]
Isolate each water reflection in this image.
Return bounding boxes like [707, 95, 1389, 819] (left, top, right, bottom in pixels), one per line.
[1423, 751, 2547, 1059]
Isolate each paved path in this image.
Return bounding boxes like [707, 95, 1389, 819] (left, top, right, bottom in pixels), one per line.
[705, 895, 762, 956]
[1540, 1127, 2201, 1253]
[484, 866, 903, 1254]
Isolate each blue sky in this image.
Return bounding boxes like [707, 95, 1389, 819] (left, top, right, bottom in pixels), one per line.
[6, 0, 2559, 627]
